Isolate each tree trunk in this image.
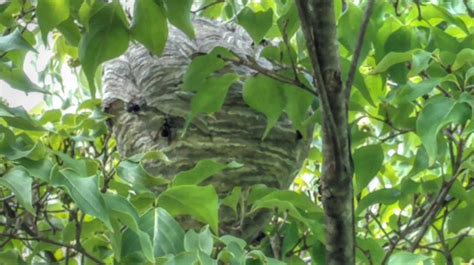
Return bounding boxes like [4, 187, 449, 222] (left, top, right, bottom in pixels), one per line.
[295, 1, 355, 264]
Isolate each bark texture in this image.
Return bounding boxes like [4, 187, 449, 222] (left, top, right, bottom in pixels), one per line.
[296, 0, 355, 264]
[102, 18, 311, 240]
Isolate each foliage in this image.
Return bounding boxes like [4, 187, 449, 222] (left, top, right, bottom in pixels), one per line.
[0, 0, 473, 264]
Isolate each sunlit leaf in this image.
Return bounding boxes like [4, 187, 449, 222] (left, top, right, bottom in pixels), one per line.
[237, 7, 273, 43]
[37, 0, 70, 43]
[158, 185, 219, 233]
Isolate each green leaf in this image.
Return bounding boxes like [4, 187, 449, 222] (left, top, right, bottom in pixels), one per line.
[184, 226, 214, 255]
[163, 0, 195, 39]
[117, 159, 169, 193]
[158, 185, 219, 233]
[131, 0, 168, 55]
[370, 50, 415, 74]
[338, 3, 373, 61]
[431, 27, 460, 55]
[356, 188, 400, 215]
[251, 198, 308, 226]
[416, 96, 456, 160]
[243, 75, 285, 139]
[37, 0, 70, 43]
[79, 3, 129, 97]
[237, 7, 273, 43]
[394, 78, 442, 104]
[190, 73, 239, 116]
[452, 48, 474, 71]
[282, 84, 313, 139]
[255, 190, 321, 213]
[388, 251, 429, 265]
[0, 166, 34, 214]
[0, 127, 42, 161]
[221, 187, 241, 215]
[19, 158, 54, 182]
[0, 102, 46, 131]
[173, 159, 227, 186]
[0, 63, 47, 93]
[408, 50, 432, 76]
[277, 1, 299, 38]
[354, 144, 384, 194]
[0, 250, 27, 265]
[0, 29, 36, 53]
[104, 193, 154, 262]
[57, 17, 82, 46]
[422, 5, 469, 33]
[183, 48, 234, 91]
[51, 168, 111, 227]
[121, 208, 185, 261]
[406, 146, 429, 178]
[452, 237, 474, 261]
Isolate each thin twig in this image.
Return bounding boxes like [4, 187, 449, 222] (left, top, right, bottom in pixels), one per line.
[221, 55, 318, 97]
[344, 0, 375, 101]
[192, 0, 225, 14]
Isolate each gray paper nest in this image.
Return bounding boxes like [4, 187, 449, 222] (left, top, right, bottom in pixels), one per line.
[103, 18, 311, 240]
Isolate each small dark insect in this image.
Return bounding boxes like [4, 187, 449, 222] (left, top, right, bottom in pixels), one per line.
[126, 102, 141, 113]
[296, 130, 303, 141]
[160, 116, 175, 145]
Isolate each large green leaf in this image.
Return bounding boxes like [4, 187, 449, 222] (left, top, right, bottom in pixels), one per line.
[116, 159, 169, 193]
[121, 208, 185, 260]
[173, 159, 227, 186]
[0, 29, 36, 53]
[37, 0, 70, 43]
[163, 0, 195, 39]
[243, 75, 285, 139]
[354, 144, 384, 194]
[104, 194, 154, 262]
[51, 168, 111, 227]
[0, 166, 34, 213]
[237, 7, 273, 43]
[158, 185, 219, 233]
[131, 0, 168, 55]
[79, 3, 129, 97]
[416, 96, 456, 160]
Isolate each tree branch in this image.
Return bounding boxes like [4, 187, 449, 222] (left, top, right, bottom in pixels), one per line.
[344, 0, 375, 101]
